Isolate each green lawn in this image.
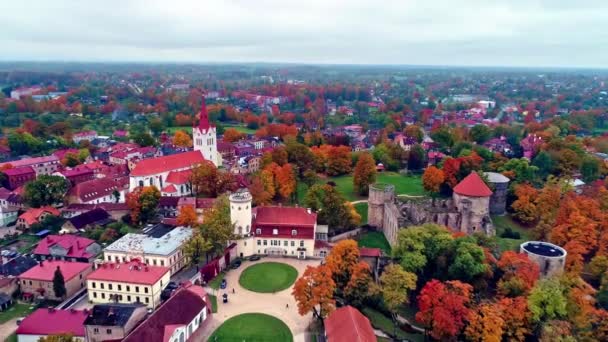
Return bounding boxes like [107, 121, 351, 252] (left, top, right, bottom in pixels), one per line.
[354, 202, 368, 225]
[0, 303, 35, 324]
[208, 294, 218, 313]
[166, 126, 192, 134]
[239, 262, 298, 293]
[362, 307, 424, 342]
[492, 215, 531, 252]
[208, 272, 226, 290]
[298, 172, 424, 203]
[223, 123, 257, 134]
[209, 313, 293, 342]
[6, 333, 17, 342]
[358, 231, 391, 255]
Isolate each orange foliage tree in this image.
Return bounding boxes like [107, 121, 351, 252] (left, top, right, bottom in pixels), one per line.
[222, 128, 245, 142]
[496, 251, 540, 297]
[511, 183, 539, 225]
[422, 165, 445, 195]
[177, 205, 198, 227]
[465, 302, 505, 342]
[353, 152, 377, 195]
[498, 296, 533, 341]
[172, 130, 192, 148]
[292, 265, 336, 320]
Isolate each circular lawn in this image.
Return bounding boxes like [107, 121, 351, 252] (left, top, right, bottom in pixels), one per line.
[239, 262, 298, 293]
[209, 313, 293, 342]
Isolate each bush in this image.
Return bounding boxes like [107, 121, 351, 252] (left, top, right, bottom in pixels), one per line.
[500, 227, 521, 240]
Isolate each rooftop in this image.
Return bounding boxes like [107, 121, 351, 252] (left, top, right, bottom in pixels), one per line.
[484, 172, 510, 184]
[33, 234, 97, 259]
[105, 226, 193, 256]
[253, 206, 317, 227]
[2, 166, 35, 176]
[83, 303, 146, 327]
[130, 151, 204, 177]
[87, 260, 169, 285]
[521, 241, 566, 257]
[325, 306, 376, 342]
[0, 155, 59, 169]
[453, 172, 493, 197]
[19, 260, 91, 282]
[16, 308, 88, 337]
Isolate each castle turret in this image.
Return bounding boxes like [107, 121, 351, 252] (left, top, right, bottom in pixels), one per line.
[229, 189, 252, 236]
[484, 172, 510, 215]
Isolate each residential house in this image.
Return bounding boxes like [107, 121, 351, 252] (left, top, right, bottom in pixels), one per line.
[19, 260, 92, 301]
[33, 235, 101, 263]
[15, 308, 88, 342]
[121, 284, 212, 342]
[484, 136, 512, 155]
[2, 167, 35, 190]
[160, 169, 192, 197]
[66, 178, 124, 205]
[56, 166, 95, 186]
[129, 150, 205, 192]
[17, 207, 61, 230]
[73, 130, 98, 144]
[520, 133, 543, 160]
[0, 278, 18, 297]
[0, 254, 38, 277]
[0, 155, 60, 176]
[324, 306, 376, 342]
[0, 205, 18, 227]
[0, 293, 13, 311]
[103, 226, 193, 275]
[60, 208, 112, 233]
[86, 260, 171, 309]
[84, 303, 148, 342]
[62, 203, 129, 221]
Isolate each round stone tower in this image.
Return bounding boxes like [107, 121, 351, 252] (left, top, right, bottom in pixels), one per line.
[484, 172, 510, 215]
[229, 189, 252, 236]
[520, 241, 567, 278]
[367, 183, 395, 229]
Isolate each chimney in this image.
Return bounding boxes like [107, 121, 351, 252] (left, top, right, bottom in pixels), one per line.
[39, 260, 44, 267]
[307, 208, 311, 214]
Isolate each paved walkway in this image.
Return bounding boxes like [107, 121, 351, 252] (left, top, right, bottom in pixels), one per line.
[200, 257, 321, 342]
[0, 318, 18, 341]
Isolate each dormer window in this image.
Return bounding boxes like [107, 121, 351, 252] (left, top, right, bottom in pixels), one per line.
[256, 228, 261, 235]
[291, 230, 297, 236]
[272, 229, 278, 235]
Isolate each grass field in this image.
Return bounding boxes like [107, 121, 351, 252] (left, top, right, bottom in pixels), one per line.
[0, 303, 35, 324]
[208, 272, 226, 290]
[209, 313, 293, 342]
[208, 294, 218, 313]
[362, 307, 424, 342]
[298, 172, 424, 203]
[166, 126, 192, 134]
[493, 215, 532, 252]
[239, 262, 298, 293]
[354, 202, 368, 225]
[223, 123, 257, 134]
[358, 231, 392, 255]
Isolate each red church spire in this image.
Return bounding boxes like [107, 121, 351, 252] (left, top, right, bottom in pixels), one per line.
[196, 95, 212, 130]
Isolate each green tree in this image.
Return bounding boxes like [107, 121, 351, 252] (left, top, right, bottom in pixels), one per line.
[469, 125, 492, 144]
[392, 224, 453, 275]
[303, 184, 356, 231]
[380, 264, 418, 336]
[199, 195, 234, 255]
[148, 118, 165, 136]
[184, 234, 212, 266]
[532, 151, 555, 179]
[580, 156, 600, 183]
[286, 141, 315, 177]
[407, 144, 427, 170]
[499, 158, 539, 185]
[447, 238, 488, 282]
[431, 127, 455, 151]
[528, 278, 568, 323]
[133, 132, 155, 147]
[52, 266, 67, 300]
[23, 175, 69, 208]
[302, 169, 319, 188]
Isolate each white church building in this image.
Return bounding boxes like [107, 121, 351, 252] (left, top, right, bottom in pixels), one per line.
[193, 96, 220, 167]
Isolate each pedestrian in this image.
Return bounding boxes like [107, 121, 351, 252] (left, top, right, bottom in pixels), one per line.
[232, 288, 235, 294]
[286, 303, 289, 309]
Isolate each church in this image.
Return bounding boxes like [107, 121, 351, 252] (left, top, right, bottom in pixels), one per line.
[192, 96, 220, 167]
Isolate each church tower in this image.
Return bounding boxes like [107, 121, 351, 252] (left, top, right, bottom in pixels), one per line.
[193, 95, 219, 166]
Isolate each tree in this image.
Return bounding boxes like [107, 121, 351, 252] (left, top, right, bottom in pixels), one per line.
[532, 151, 555, 179]
[61, 152, 80, 167]
[416, 279, 472, 340]
[23, 175, 69, 208]
[53, 266, 66, 300]
[326, 145, 352, 176]
[447, 239, 488, 282]
[407, 144, 427, 170]
[498, 296, 533, 341]
[190, 161, 219, 197]
[38, 334, 75, 342]
[528, 278, 568, 323]
[177, 205, 198, 226]
[292, 265, 336, 320]
[172, 130, 192, 148]
[422, 166, 445, 195]
[392, 224, 453, 275]
[469, 125, 492, 144]
[303, 184, 357, 231]
[148, 118, 164, 136]
[325, 239, 360, 290]
[380, 264, 417, 336]
[465, 302, 504, 342]
[496, 251, 540, 297]
[275, 163, 297, 200]
[302, 169, 318, 188]
[511, 183, 539, 225]
[126, 186, 160, 225]
[184, 233, 212, 266]
[353, 152, 376, 195]
[344, 261, 377, 307]
[580, 156, 600, 183]
[133, 132, 155, 147]
[499, 158, 539, 185]
[199, 195, 233, 255]
[223, 128, 245, 142]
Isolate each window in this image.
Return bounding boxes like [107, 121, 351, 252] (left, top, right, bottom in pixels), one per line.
[106, 329, 112, 334]
[283, 241, 288, 247]
[145, 287, 149, 294]
[300, 240, 304, 247]
[161, 260, 165, 266]
[101, 293, 106, 299]
[257, 240, 261, 246]
[92, 282, 96, 289]
[145, 297, 149, 304]
[93, 328, 99, 334]
[263, 240, 267, 246]
[107, 255, 111, 261]
[291, 241, 295, 247]
[108, 284, 113, 290]
[135, 286, 139, 293]
[118, 284, 122, 291]
[136, 296, 140, 302]
[126, 285, 130, 292]
[127, 295, 131, 302]
[272, 229, 278, 235]
[100, 283, 104, 289]
[93, 292, 97, 298]
[256, 228, 261, 235]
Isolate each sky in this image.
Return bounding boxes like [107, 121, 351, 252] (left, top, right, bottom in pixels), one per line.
[1, 0, 607, 68]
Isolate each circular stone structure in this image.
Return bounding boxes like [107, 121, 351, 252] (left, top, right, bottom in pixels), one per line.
[239, 262, 298, 293]
[520, 241, 567, 278]
[209, 313, 293, 342]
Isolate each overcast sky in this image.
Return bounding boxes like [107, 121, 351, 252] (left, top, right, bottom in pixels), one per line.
[1, 0, 607, 68]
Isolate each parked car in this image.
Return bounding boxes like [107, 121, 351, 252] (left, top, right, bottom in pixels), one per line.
[231, 260, 242, 269]
[249, 255, 261, 261]
[222, 293, 228, 303]
[166, 281, 178, 290]
[220, 279, 227, 289]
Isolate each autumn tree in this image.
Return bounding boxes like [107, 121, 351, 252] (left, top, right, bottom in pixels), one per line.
[177, 205, 198, 226]
[126, 186, 160, 225]
[38, 334, 75, 342]
[465, 302, 504, 342]
[292, 265, 336, 320]
[303, 184, 358, 231]
[498, 296, 533, 341]
[344, 261, 377, 307]
[172, 130, 192, 148]
[353, 152, 377, 195]
[325, 239, 360, 290]
[274, 163, 296, 200]
[199, 195, 233, 255]
[496, 251, 540, 297]
[416, 279, 473, 340]
[380, 264, 418, 336]
[190, 161, 235, 197]
[528, 278, 568, 323]
[184, 233, 212, 266]
[23, 175, 69, 208]
[422, 165, 445, 196]
[511, 183, 539, 225]
[223, 128, 245, 142]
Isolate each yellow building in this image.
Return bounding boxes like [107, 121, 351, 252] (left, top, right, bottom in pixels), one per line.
[86, 260, 170, 309]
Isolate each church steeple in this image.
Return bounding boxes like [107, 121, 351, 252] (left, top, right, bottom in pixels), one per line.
[196, 95, 212, 130]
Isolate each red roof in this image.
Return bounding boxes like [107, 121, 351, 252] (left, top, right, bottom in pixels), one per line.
[194, 96, 214, 132]
[3, 166, 35, 176]
[165, 169, 192, 184]
[359, 247, 382, 257]
[130, 151, 205, 176]
[16, 308, 87, 337]
[0, 155, 58, 169]
[19, 260, 91, 282]
[453, 172, 492, 197]
[161, 184, 178, 193]
[33, 235, 97, 259]
[325, 306, 376, 342]
[18, 206, 61, 226]
[253, 207, 317, 227]
[87, 260, 169, 285]
[67, 177, 120, 202]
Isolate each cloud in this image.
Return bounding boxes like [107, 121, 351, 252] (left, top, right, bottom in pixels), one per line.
[0, 0, 607, 68]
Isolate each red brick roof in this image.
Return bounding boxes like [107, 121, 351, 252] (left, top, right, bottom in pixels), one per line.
[253, 206, 317, 227]
[359, 247, 382, 257]
[122, 285, 210, 342]
[325, 306, 376, 342]
[67, 177, 120, 202]
[19, 260, 91, 282]
[130, 151, 204, 176]
[33, 235, 97, 259]
[18, 206, 61, 226]
[0, 155, 58, 169]
[165, 169, 191, 184]
[87, 260, 169, 285]
[16, 308, 87, 337]
[453, 172, 492, 197]
[2, 166, 35, 176]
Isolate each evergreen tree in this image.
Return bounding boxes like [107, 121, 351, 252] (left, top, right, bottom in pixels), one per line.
[53, 266, 66, 300]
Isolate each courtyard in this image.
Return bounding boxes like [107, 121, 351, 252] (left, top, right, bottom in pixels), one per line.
[239, 262, 298, 293]
[202, 257, 321, 342]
